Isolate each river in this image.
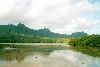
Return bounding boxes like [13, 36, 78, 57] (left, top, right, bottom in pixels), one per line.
[0, 43, 100, 67]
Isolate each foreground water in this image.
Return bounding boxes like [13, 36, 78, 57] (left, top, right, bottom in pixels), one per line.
[0, 44, 100, 67]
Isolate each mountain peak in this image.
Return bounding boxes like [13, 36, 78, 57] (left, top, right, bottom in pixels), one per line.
[17, 23, 25, 28]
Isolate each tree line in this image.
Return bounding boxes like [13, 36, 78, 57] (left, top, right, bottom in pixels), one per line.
[0, 23, 87, 43]
[68, 34, 100, 47]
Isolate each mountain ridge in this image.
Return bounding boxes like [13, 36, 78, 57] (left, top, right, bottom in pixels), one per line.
[0, 23, 88, 38]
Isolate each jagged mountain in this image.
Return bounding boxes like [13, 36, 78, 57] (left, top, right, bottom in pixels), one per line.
[0, 23, 88, 38]
[0, 23, 88, 43]
[0, 23, 67, 38]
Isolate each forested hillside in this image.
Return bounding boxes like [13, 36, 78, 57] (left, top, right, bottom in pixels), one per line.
[0, 23, 87, 43]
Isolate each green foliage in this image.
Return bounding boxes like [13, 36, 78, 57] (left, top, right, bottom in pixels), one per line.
[68, 34, 100, 47]
[0, 23, 87, 43]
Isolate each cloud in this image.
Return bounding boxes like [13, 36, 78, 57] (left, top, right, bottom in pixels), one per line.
[0, 0, 32, 23]
[0, 0, 100, 34]
[32, 0, 100, 34]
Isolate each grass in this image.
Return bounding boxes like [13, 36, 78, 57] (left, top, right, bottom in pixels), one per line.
[69, 46, 100, 57]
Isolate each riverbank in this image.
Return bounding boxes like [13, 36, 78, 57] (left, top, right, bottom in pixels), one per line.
[69, 46, 100, 57]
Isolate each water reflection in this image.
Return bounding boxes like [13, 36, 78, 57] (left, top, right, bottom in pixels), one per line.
[0, 50, 25, 63]
[23, 50, 100, 67]
[0, 45, 100, 67]
[16, 52, 25, 63]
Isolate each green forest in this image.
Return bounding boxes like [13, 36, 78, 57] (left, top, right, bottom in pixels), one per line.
[0, 23, 100, 48]
[68, 34, 100, 47]
[0, 23, 87, 43]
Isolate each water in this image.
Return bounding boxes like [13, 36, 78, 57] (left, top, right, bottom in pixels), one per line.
[0, 44, 100, 67]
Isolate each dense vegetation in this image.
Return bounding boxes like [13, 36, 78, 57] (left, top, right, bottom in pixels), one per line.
[0, 23, 87, 43]
[68, 34, 100, 47]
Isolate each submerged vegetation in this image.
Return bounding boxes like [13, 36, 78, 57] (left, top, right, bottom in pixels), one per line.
[69, 46, 100, 57]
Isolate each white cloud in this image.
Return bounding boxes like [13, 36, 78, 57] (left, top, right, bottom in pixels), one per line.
[0, 0, 15, 16]
[0, 0, 100, 34]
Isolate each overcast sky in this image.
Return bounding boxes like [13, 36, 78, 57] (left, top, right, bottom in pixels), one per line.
[0, 0, 100, 34]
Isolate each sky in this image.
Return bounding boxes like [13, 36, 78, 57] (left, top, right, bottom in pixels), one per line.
[0, 0, 100, 34]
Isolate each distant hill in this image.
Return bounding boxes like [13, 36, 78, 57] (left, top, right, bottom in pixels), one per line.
[0, 23, 88, 38]
[0, 23, 88, 43]
[0, 23, 67, 38]
[70, 31, 88, 38]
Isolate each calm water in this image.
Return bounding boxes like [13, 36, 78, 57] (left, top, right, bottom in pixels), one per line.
[0, 43, 100, 67]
